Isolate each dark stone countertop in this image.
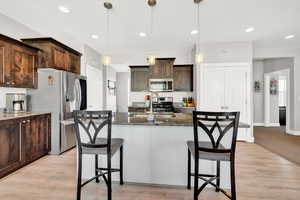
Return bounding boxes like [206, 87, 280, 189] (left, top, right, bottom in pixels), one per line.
[113, 112, 250, 128]
[0, 112, 51, 121]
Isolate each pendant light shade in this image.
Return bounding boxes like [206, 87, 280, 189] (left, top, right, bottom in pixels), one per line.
[102, 55, 112, 66]
[147, 55, 156, 65]
[195, 53, 204, 64]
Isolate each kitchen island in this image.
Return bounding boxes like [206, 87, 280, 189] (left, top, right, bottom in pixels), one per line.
[81, 112, 250, 189]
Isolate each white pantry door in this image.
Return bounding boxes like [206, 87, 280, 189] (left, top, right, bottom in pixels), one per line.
[86, 65, 103, 110]
[225, 69, 248, 123]
[200, 65, 249, 123]
[201, 67, 225, 111]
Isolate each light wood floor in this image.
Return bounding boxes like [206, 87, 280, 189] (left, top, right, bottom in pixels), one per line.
[254, 126, 300, 165]
[1, 142, 300, 200]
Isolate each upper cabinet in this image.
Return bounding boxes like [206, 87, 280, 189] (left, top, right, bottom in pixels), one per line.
[173, 65, 193, 92]
[0, 34, 38, 89]
[130, 66, 149, 92]
[21, 38, 82, 74]
[149, 58, 175, 79]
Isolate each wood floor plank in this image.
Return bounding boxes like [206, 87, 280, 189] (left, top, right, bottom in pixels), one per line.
[0, 142, 300, 200]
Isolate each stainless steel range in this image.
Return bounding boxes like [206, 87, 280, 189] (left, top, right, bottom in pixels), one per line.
[152, 97, 174, 112]
[28, 69, 87, 155]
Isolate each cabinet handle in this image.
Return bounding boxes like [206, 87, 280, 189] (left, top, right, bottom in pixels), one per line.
[6, 82, 10, 85]
[22, 121, 26, 124]
[27, 120, 31, 122]
[12, 82, 15, 85]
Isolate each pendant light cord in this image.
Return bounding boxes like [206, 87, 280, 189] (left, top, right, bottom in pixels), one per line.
[106, 8, 110, 56]
[196, 3, 200, 47]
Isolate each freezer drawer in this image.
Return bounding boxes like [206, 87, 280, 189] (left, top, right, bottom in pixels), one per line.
[60, 121, 76, 153]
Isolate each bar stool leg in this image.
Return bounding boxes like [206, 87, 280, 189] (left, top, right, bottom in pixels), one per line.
[107, 155, 112, 200]
[95, 155, 100, 183]
[120, 146, 124, 185]
[187, 149, 191, 189]
[77, 153, 82, 200]
[216, 160, 220, 192]
[194, 158, 199, 200]
[230, 160, 237, 200]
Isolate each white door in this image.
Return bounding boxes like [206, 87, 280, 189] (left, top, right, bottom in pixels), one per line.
[225, 69, 248, 122]
[200, 65, 249, 123]
[86, 65, 103, 110]
[200, 67, 225, 111]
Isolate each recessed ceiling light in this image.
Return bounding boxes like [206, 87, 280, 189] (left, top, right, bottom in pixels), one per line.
[139, 32, 147, 37]
[58, 6, 70, 13]
[245, 27, 255, 33]
[91, 34, 99, 39]
[191, 30, 199, 35]
[285, 35, 295, 39]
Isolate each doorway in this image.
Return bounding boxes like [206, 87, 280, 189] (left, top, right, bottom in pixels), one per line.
[264, 69, 290, 131]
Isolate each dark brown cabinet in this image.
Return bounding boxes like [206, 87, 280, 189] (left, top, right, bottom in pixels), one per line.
[11, 45, 37, 88]
[0, 120, 22, 178]
[173, 65, 193, 92]
[0, 34, 38, 88]
[0, 114, 51, 178]
[130, 66, 149, 92]
[149, 58, 175, 79]
[21, 38, 82, 74]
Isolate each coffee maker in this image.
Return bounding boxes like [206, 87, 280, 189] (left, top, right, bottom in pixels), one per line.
[5, 93, 27, 113]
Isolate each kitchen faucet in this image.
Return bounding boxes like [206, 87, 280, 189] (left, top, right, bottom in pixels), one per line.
[149, 91, 159, 113]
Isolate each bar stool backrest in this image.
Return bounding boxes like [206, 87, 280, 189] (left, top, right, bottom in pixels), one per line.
[193, 111, 240, 157]
[74, 110, 112, 154]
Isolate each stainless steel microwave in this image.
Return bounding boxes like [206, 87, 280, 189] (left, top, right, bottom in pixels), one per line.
[149, 79, 173, 92]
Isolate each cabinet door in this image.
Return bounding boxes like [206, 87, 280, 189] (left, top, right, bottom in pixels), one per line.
[163, 60, 174, 79]
[29, 116, 46, 160]
[131, 67, 149, 91]
[52, 46, 67, 70]
[11, 45, 36, 88]
[0, 120, 22, 177]
[22, 119, 32, 163]
[67, 52, 81, 74]
[0, 41, 13, 86]
[174, 66, 193, 91]
[149, 64, 163, 79]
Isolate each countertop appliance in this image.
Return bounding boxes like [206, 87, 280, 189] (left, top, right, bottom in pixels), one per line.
[27, 69, 87, 155]
[5, 93, 27, 113]
[152, 97, 174, 112]
[149, 79, 173, 92]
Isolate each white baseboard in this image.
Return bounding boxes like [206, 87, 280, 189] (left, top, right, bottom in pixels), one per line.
[264, 123, 280, 127]
[254, 123, 264, 126]
[287, 130, 300, 136]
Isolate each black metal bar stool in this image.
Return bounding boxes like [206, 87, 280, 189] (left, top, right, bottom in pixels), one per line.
[187, 111, 240, 200]
[74, 110, 124, 200]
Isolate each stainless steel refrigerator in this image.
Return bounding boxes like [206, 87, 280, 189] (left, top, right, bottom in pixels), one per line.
[28, 69, 87, 155]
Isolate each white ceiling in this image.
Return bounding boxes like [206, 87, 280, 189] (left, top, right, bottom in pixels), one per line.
[1, 0, 300, 64]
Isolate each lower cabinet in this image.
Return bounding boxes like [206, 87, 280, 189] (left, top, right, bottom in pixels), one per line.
[0, 114, 51, 178]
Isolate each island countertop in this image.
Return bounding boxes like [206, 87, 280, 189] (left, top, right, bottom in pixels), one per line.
[0, 112, 51, 121]
[113, 112, 250, 128]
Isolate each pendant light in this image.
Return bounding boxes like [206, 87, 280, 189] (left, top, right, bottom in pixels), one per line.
[102, 2, 113, 66]
[147, 0, 157, 65]
[194, 0, 204, 64]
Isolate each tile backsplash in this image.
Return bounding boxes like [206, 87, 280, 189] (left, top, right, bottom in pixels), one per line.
[0, 88, 27, 108]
